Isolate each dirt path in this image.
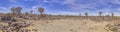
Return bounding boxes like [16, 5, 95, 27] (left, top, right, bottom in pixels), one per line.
[28, 19, 113, 32]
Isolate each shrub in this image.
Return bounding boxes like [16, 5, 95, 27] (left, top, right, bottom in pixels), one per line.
[110, 26, 118, 32]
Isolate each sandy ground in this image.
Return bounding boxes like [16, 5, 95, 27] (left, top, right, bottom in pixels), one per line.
[25, 18, 114, 32]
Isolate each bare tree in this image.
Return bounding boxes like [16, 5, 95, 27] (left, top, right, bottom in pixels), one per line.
[38, 7, 44, 17]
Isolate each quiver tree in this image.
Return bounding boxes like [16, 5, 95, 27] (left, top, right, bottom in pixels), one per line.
[111, 12, 114, 18]
[10, 7, 22, 16]
[10, 7, 16, 15]
[25, 12, 29, 16]
[30, 10, 33, 14]
[85, 12, 88, 17]
[38, 7, 44, 17]
[16, 7, 22, 16]
[99, 12, 102, 17]
[79, 13, 81, 16]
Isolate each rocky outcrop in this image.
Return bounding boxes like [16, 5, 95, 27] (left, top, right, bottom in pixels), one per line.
[0, 16, 32, 32]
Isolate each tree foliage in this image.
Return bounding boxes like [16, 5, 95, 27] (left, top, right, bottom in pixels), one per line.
[10, 7, 22, 16]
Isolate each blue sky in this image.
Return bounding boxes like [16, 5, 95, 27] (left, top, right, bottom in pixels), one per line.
[0, 0, 120, 16]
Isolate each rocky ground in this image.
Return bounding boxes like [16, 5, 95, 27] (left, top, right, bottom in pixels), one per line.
[0, 15, 119, 32]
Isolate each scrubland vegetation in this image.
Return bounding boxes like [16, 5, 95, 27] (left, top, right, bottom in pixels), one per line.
[0, 7, 119, 32]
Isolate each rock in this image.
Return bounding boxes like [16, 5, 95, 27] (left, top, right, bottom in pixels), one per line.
[0, 16, 17, 22]
[1, 16, 11, 21]
[70, 29, 74, 31]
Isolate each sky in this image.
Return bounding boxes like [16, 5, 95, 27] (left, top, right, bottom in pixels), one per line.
[0, 0, 120, 16]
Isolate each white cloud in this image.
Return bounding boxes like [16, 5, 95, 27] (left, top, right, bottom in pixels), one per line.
[31, 5, 47, 11]
[31, 5, 49, 14]
[45, 10, 80, 15]
[62, 0, 76, 5]
[9, 0, 17, 2]
[24, 0, 33, 1]
[117, 8, 120, 11]
[9, 0, 34, 2]
[0, 7, 10, 13]
[43, 0, 49, 2]
[109, 0, 120, 4]
[36, 0, 120, 16]
[24, 0, 29, 1]
[31, 5, 40, 12]
[0, 7, 7, 10]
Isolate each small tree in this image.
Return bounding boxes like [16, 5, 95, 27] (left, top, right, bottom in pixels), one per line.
[25, 12, 29, 15]
[79, 13, 81, 16]
[111, 12, 114, 18]
[10, 7, 16, 15]
[30, 10, 33, 14]
[85, 12, 88, 17]
[38, 7, 44, 17]
[16, 7, 22, 16]
[99, 12, 102, 17]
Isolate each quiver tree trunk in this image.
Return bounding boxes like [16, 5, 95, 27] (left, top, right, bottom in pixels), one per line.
[40, 12, 43, 17]
[112, 13, 114, 18]
[99, 12, 102, 17]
